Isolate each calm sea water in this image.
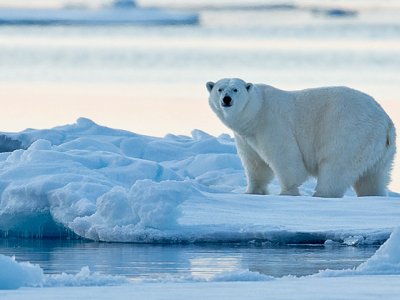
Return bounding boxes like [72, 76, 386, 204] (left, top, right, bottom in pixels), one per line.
[0, 238, 378, 279]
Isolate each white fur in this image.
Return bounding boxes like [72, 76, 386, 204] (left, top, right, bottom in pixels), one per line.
[207, 78, 396, 198]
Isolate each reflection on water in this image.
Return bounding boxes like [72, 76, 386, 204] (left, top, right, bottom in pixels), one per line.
[0, 238, 378, 279]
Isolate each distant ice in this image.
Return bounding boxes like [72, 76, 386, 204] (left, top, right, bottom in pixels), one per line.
[0, 118, 399, 245]
[0, 4, 199, 26]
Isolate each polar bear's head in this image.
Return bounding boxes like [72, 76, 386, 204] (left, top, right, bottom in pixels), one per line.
[206, 78, 257, 131]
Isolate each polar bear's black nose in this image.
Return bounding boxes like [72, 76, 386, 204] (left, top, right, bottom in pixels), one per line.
[222, 96, 232, 107]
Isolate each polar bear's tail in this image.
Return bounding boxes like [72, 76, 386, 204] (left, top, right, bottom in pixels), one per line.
[382, 120, 397, 187]
[384, 120, 397, 176]
[386, 120, 396, 150]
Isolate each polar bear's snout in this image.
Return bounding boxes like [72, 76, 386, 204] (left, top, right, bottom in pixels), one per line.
[222, 95, 233, 107]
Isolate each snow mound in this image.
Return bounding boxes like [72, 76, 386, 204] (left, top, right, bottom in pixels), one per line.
[68, 180, 201, 242]
[1, 118, 400, 244]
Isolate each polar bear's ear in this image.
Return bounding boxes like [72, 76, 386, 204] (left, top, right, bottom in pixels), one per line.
[246, 83, 253, 92]
[206, 82, 215, 93]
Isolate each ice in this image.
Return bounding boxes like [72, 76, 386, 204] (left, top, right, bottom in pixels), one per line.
[356, 227, 400, 275]
[343, 235, 365, 246]
[315, 227, 400, 277]
[1, 118, 234, 241]
[0, 6, 199, 26]
[44, 266, 128, 287]
[1, 118, 400, 244]
[0, 255, 44, 290]
[0, 254, 127, 290]
[68, 180, 201, 242]
[210, 270, 273, 282]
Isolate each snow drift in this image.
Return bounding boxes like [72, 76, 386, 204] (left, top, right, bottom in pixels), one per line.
[0, 118, 399, 244]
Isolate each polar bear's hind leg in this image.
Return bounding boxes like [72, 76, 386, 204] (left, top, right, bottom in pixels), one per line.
[313, 161, 356, 198]
[353, 167, 387, 196]
[353, 149, 395, 197]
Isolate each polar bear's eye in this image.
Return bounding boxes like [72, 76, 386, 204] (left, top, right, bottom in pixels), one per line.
[233, 89, 238, 93]
[218, 88, 223, 92]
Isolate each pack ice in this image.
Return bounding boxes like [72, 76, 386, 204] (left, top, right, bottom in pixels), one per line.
[0, 118, 399, 244]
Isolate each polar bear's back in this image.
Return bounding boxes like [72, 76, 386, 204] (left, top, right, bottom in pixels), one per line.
[291, 86, 393, 175]
[293, 86, 386, 118]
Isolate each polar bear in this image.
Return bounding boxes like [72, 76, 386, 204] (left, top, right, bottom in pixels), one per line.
[206, 78, 396, 198]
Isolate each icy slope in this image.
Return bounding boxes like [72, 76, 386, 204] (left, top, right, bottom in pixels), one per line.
[0, 118, 399, 243]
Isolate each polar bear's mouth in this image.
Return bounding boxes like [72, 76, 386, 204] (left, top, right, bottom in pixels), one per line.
[222, 96, 233, 107]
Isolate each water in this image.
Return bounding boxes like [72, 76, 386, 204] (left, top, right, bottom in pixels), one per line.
[0, 238, 378, 280]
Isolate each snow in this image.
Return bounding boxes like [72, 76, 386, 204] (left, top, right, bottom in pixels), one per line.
[2, 278, 400, 300]
[1, 118, 400, 297]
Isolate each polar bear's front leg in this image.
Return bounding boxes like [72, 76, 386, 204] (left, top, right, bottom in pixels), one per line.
[235, 134, 274, 195]
[264, 136, 308, 196]
[245, 159, 274, 195]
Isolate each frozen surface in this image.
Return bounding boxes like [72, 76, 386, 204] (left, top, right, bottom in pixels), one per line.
[1, 119, 400, 297]
[4, 276, 400, 300]
[1, 118, 399, 244]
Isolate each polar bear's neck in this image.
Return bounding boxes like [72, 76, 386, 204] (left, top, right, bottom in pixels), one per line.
[229, 88, 265, 136]
[232, 84, 293, 137]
